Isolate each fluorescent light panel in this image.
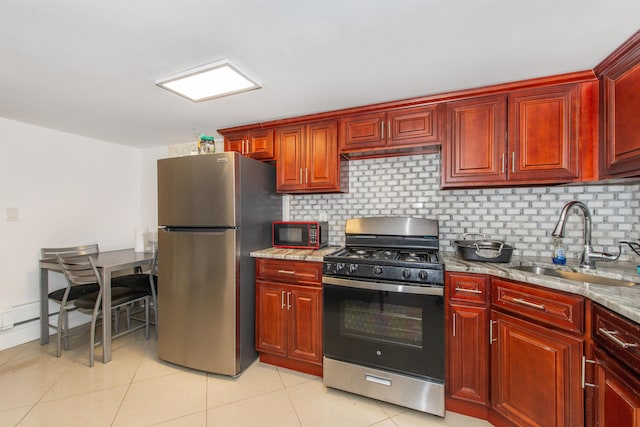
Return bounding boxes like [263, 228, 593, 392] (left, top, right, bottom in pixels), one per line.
[156, 59, 260, 102]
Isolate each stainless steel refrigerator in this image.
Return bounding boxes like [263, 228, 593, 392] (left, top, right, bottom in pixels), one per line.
[156, 152, 281, 376]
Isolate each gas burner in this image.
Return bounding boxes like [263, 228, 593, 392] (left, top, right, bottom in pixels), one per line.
[373, 250, 397, 260]
[398, 251, 430, 263]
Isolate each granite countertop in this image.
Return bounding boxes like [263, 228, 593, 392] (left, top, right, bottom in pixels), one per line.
[442, 252, 640, 324]
[250, 246, 341, 262]
[251, 246, 640, 324]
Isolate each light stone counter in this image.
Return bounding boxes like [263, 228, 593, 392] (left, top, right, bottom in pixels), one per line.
[250, 246, 341, 263]
[442, 252, 640, 324]
[251, 247, 640, 324]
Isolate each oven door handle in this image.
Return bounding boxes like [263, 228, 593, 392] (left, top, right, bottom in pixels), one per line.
[322, 276, 444, 296]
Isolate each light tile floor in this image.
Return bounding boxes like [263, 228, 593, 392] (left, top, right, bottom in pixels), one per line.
[0, 329, 492, 426]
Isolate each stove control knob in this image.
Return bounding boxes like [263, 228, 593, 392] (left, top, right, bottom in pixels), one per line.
[373, 266, 383, 276]
[336, 263, 345, 272]
[348, 264, 358, 274]
[418, 270, 429, 281]
[402, 269, 412, 279]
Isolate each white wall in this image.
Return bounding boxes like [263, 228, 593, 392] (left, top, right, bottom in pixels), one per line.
[140, 146, 168, 230]
[0, 118, 146, 349]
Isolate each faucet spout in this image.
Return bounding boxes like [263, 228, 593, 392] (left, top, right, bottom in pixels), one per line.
[551, 201, 618, 270]
[551, 201, 592, 247]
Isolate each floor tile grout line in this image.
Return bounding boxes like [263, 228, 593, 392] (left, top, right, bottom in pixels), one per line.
[14, 354, 75, 426]
[276, 366, 304, 427]
[110, 334, 153, 427]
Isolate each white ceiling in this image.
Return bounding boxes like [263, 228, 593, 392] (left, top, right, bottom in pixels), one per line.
[1, 0, 639, 149]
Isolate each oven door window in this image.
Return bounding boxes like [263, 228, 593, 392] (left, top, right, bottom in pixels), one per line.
[343, 299, 423, 348]
[323, 283, 444, 382]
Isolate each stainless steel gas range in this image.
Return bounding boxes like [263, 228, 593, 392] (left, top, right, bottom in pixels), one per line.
[322, 216, 445, 417]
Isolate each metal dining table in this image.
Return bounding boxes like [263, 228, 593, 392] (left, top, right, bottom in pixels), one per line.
[39, 248, 155, 363]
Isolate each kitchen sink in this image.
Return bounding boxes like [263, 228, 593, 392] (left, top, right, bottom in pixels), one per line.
[512, 265, 640, 287]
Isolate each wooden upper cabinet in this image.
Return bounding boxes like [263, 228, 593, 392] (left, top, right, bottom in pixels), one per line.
[442, 95, 508, 187]
[442, 82, 594, 188]
[275, 125, 305, 192]
[276, 120, 347, 194]
[508, 85, 580, 183]
[223, 128, 276, 161]
[595, 30, 640, 178]
[339, 104, 441, 158]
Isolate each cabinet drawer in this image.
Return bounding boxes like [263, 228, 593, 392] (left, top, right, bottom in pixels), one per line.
[256, 258, 322, 286]
[593, 304, 640, 375]
[446, 272, 489, 305]
[491, 278, 584, 333]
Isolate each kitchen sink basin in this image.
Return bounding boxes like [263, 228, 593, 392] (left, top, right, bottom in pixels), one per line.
[512, 265, 639, 287]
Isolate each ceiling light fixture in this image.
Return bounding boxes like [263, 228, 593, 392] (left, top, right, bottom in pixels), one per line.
[155, 59, 261, 102]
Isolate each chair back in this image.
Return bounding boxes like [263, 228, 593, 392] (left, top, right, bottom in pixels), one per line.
[57, 255, 103, 291]
[150, 250, 159, 276]
[41, 244, 99, 261]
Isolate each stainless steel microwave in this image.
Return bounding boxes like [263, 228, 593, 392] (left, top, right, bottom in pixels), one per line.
[272, 221, 328, 249]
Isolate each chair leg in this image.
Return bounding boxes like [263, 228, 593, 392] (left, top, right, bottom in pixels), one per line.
[126, 305, 132, 330]
[114, 307, 120, 334]
[89, 312, 98, 367]
[153, 297, 158, 340]
[145, 297, 150, 340]
[63, 310, 70, 350]
[56, 309, 65, 357]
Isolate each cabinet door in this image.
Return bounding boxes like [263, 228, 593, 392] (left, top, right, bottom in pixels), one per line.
[276, 125, 305, 192]
[224, 131, 246, 154]
[491, 310, 583, 427]
[508, 85, 580, 183]
[448, 304, 490, 405]
[594, 347, 640, 427]
[600, 41, 640, 177]
[255, 281, 287, 357]
[442, 95, 508, 188]
[305, 120, 339, 191]
[387, 104, 440, 147]
[248, 129, 275, 161]
[288, 286, 322, 364]
[339, 112, 385, 151]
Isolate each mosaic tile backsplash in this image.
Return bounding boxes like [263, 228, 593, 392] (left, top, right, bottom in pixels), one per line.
[288, 153, 640, 262]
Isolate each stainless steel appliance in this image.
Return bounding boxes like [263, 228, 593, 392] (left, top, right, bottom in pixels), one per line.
[272, 221, 328, 249]
[157, 152, 281, 376]
[322, 216, 445, 416]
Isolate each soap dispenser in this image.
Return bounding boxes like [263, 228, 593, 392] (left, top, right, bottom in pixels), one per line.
[552, 238, 567, 265]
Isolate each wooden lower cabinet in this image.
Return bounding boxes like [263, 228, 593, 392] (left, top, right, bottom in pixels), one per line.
[445, 272, 490, 418]
[593, 347, 640, 427]
[446, 273, 589, 427]
[490, 310, 584, 427]
[255, 259, 323, 376]
[449, 305, 490, 408]
[589, 303, 640, 426]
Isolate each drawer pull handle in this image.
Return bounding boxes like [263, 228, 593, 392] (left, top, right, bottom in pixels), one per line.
[599, 328, 638, 349]
[455, 287, 482, 294]
[366, 374, 392, 387]
[281, 290, 286, 309]
[512, 297, 545, 311]
[277, 270, 296, 275]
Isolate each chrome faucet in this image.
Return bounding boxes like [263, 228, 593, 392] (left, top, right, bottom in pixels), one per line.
[551, 201, 620, 269]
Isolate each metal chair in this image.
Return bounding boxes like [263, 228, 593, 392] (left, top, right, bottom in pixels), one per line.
[57, 255, 150, 366]
[111, 250, 159, 338]
[41, 244, 101, 352]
